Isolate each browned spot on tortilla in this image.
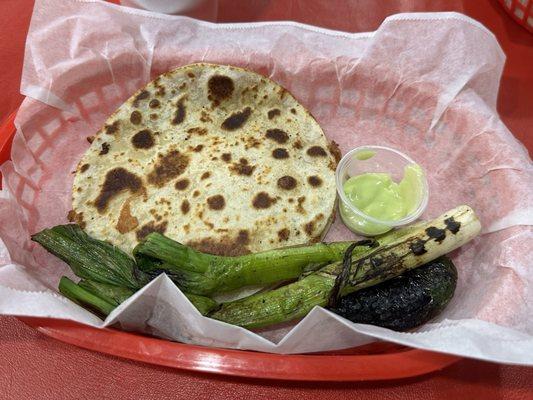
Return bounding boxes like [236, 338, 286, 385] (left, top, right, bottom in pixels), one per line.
[150, 113, 158, 120]
[183, 224, 190, 234]
[147, 150, 189, 187]
[221, 107, 252, 131]
[67, 210, 86, 229]
[304, 221, 315, 236]
[133, 90, 150, 107]
[172, 98, 186, 125]
[192, 144, 203, 152]
[188, 72, 195, 78]
[207, 195, 225, 210]
[94, 168, 143, 213]
[136, 220, 168, 241]
[252, 192, 276, 209]
[267, 109, 281, 119]
[288, 198, 294, 203]
[187, 127, 208, 136]
[308, 176, 322, 187]
[179, 82, 187, 90]
[200, 110, 212, 123]
[272, 148, 289, 159]
[201, 171, 211, 180]
[87, 136, 95, 144]
[245, 136, 261, 150]
[130, 111, 142, 125]
[175, 178, 190, 191]
[290, 108, 297, 114]
[296, 196, 306, 214]
[277, 176, 297, 190]
[278, 87, 286, 99]
[116, 200, 139, 234]
[229, 158, 255, 176]
[156, 86, 166, 97]
[131, 130, 154, 149]
[208, 75, 234, 101]
[105, 121, 120, 135]
[328, 140, 341, 164]
[181, 199, 190, 215]
[277, 228, 290, 242]
[80, 164, 90, 173]
[221, 153, 232, 162]
[186, 230, 250, 256]
[99, 143, 110, 155]
[307, 146, 327, 157]
[149, 99, 160, 109]
[266, 129, 288, 144]
[293, 139, 303, 149]
[193, 190, 200, 197]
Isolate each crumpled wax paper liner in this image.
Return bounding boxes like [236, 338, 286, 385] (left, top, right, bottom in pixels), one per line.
[0, 0, 532, 363]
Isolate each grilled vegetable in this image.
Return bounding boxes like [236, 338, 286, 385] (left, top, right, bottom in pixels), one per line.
[133, 235, 354, 295]
[330, 256, 457, 330]
[33, 225, 218, 316]
[209, 206, 480, 329]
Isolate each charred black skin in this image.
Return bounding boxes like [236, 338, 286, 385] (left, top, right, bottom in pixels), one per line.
[330, 256, 457, 331]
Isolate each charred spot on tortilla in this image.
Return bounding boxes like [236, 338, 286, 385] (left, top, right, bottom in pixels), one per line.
[99, 143, 110, 155]
[267, 109, 281, 119]
[221, 107, 252, 131]
[188, 72, 195, 78]
[150, 113, 158, 120]
[187, 229, 250, 256]
[181, 199, 190, 215]
[208, 75, 234, 100]
[131, 130, 154, 149]
[229, 158, 255, 176]
[277, 228, 290, 241]
[94, 168, 143, 213]
[290, 108, 296, 114]
[130, 111, 142, 125]
[221, 153, 232, 162]
[252, 192, 276, 209]
[175, 178, 190, 191]
[307, 176, 322, 187]
[193, 144, 204, 152]
[266, 129, 288, 144]
[80, 164, 90, 173]
[304, 221, 315, 236]
[147, 150, 189, 187]
[104, 121, 120, 135]
[86, 136, 95, 144]
[277, 176, 297, 190]
[133, 90, 150, 107]
[272, 148, 289, 159]
[187, 127, 208, 136]
[193, 190, 200, 197]
[328, 141, 341, 164]
[149, 99, 160, 109]
[293, 139, 303, 149]
[116, 200, 139, 234]
[207, 195, 225, 210]
[307, 146, 327, 157]
[201, 171, 211, 180]
[296, 196, 306, 214]
[67, 210, 86, 229]
[172, 98, 186, 125]
[136, 220, 168, 241]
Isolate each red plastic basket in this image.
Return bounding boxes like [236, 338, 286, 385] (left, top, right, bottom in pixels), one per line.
[0, 110, 460, 381]
[499, 0, 533, 32]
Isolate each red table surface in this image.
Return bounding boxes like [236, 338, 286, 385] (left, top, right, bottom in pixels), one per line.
[0, 0, 531, 399]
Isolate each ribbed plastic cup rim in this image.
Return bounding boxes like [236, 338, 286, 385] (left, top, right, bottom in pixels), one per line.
[335, 145, 429, 227]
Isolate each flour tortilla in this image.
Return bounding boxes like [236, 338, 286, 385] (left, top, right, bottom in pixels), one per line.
[72, 63, 339, 255]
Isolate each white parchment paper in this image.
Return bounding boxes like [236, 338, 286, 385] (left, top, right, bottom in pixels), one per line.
[0, 0, 532, 364]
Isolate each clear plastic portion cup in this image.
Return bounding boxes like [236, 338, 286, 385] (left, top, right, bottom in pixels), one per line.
[335, 145, 429, 236]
